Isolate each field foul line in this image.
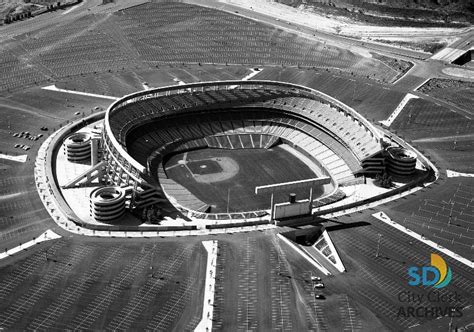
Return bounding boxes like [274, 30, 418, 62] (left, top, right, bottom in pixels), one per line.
[194, 240, 218, 332]
[0, 230, 61, 260]
[372, 212, 473, 269]
[42, 85, 119, 100]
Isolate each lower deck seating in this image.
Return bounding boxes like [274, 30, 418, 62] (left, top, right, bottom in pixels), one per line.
[126, 109, 362, 187]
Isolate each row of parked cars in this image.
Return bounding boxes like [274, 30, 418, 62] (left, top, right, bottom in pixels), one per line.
[311, 275, 325, 300]
[11, 129, 47, 152]
[12, 131, 43, 141]
[14, 144, 30, 151]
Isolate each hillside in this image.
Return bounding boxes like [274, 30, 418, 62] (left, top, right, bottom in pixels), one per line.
[276, 0, 474, 26]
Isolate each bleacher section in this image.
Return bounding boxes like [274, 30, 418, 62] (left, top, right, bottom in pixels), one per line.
[157, 164, 210, 212]
[126, 113, 358, 184]
[112, 87, 381, 166]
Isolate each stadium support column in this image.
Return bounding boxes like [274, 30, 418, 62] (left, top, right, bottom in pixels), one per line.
[270, 192, 275, 225]
[91, 137, 99, 166]
[308, 187, 313, 212]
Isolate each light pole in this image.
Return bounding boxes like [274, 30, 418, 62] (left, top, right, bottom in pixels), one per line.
[449, 201, 454, 225]
[375, 233, 382, 258]
[226, 187, 231, 213]
[442, 200, 454, 225]
[448, 307, 456, 331]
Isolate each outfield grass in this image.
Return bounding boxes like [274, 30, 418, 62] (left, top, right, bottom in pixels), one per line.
[164, 146, 322, 213]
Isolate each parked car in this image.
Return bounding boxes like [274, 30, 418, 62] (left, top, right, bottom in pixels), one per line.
[314, 294, 325, 300]
[311, 276, 321, 282]
[314, 283, 325, 289]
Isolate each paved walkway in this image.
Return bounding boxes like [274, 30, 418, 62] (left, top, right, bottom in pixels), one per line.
[194, 240, 218, 332]
[379, 93, 419, 127]
[0, 230, 61, 260]
[446, 170, 474, 178]
[0, 153, 27, 163]
[241, 68, 261, 81]
[42, 85, 119, 100]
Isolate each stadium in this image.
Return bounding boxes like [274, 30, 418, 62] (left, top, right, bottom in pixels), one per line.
[49, 79, 429, 231]
[104, 81, 381, 216]
[0, 1, 473, 331]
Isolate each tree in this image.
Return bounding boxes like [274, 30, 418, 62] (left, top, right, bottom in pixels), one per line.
[375, 172, 393, 188]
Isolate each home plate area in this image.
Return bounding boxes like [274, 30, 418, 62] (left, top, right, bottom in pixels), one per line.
[187, 157, 239, 183]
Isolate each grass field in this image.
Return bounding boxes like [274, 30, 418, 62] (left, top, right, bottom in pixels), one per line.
[164, 146, 322, 213]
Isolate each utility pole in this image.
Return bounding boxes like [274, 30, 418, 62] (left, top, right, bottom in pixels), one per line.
[449, 201, 454, 225]
[226, 187, 231, 213]
[375, 233, 382, 258]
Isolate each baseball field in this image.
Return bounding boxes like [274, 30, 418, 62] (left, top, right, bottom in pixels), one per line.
[164, 146, 323, 213]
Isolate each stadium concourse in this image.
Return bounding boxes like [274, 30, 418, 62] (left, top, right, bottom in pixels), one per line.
[1, 0, 474, 331]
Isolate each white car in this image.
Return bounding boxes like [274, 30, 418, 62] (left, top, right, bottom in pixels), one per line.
[311, 276, 321, 281]
[314, 283, 325, 289]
